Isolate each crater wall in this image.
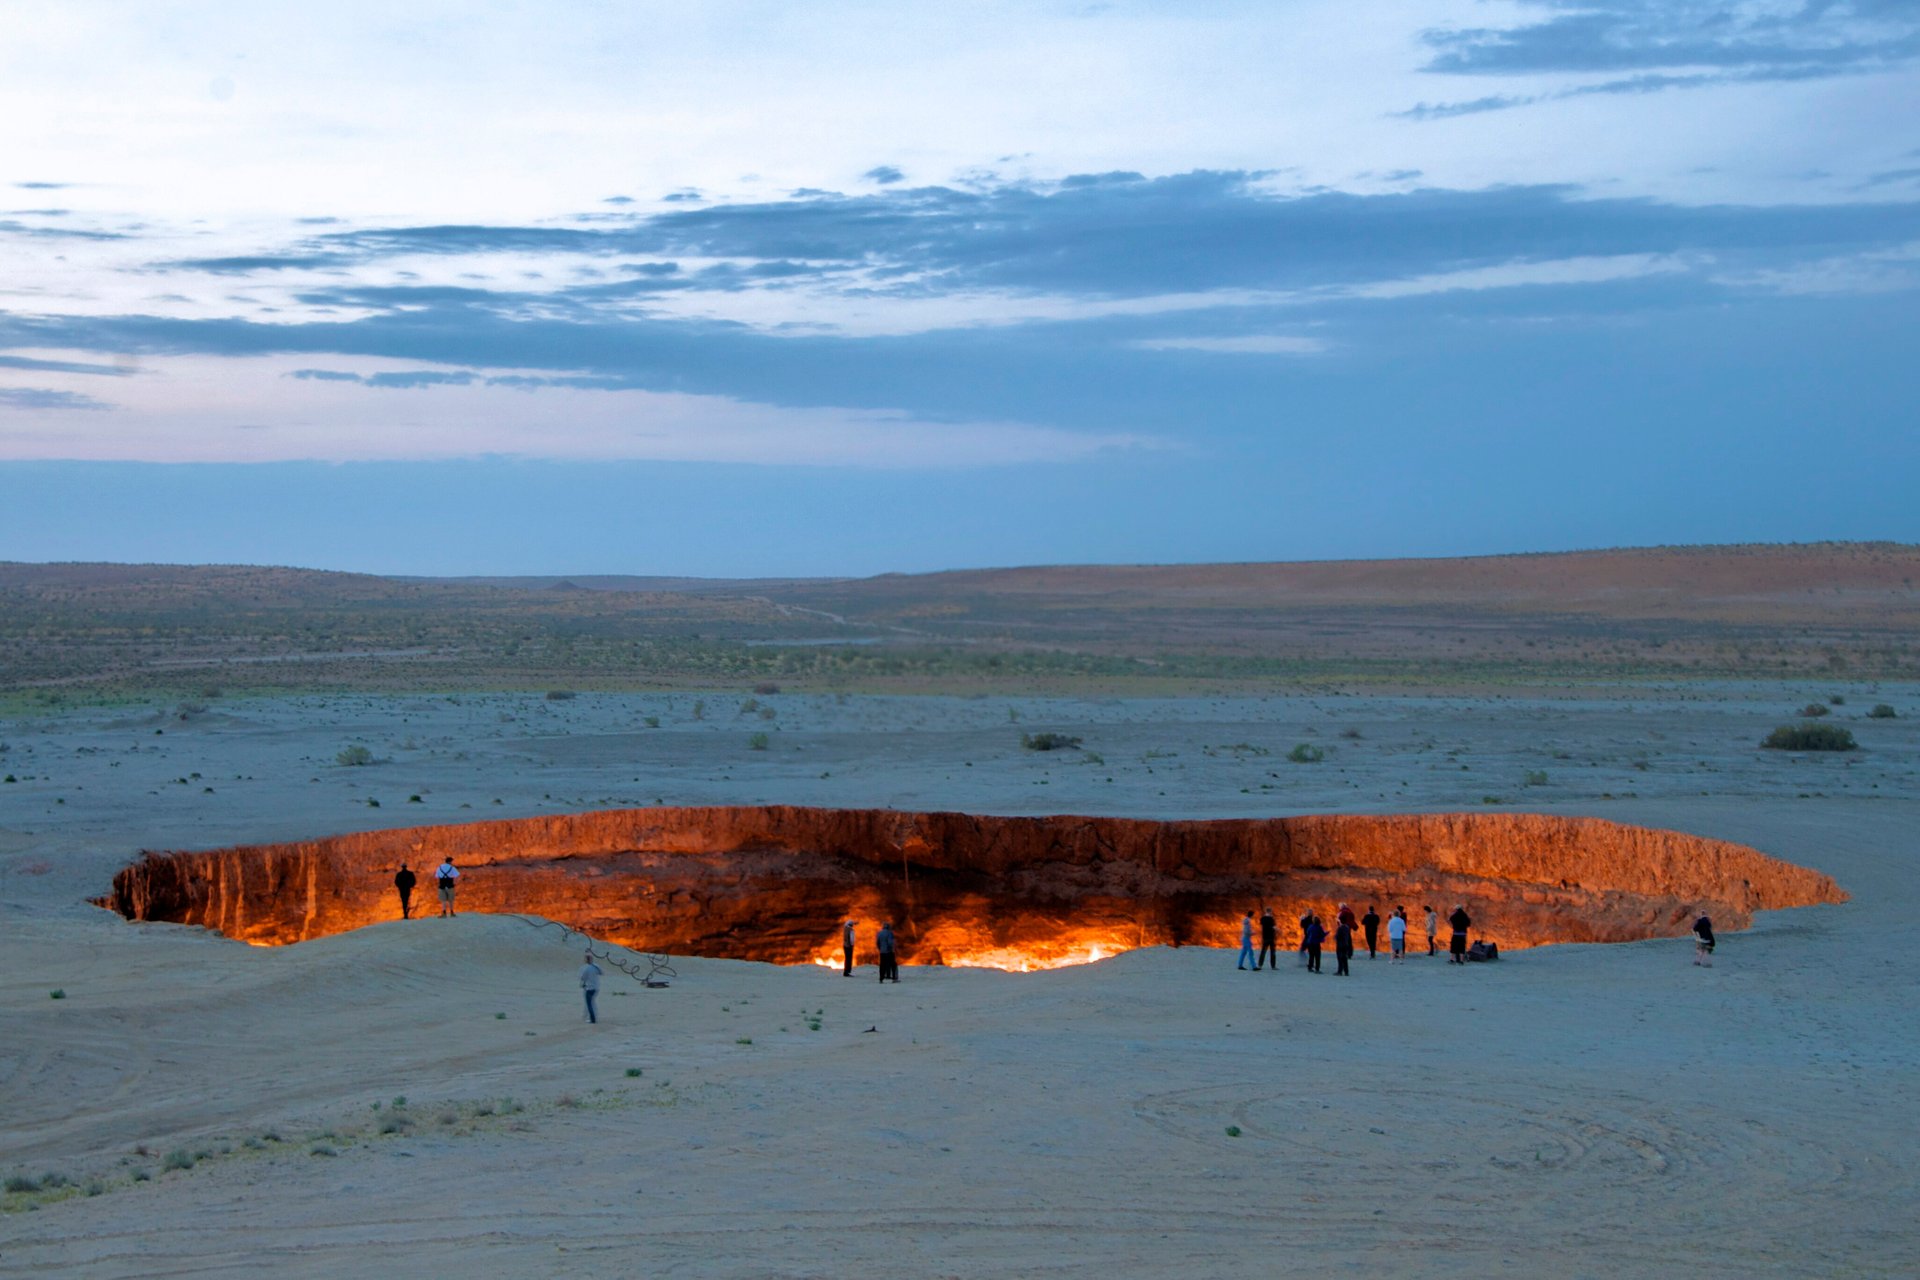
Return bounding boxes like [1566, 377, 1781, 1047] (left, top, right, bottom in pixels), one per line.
[101, 806, 1846, 967]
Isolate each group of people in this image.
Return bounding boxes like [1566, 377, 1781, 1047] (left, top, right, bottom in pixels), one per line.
[392, 859, 463, 919]
[843, 919, 901, 982]
[1238, 902, 1475, 974]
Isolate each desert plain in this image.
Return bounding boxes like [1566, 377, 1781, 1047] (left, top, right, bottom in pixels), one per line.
[1, 551, 1918, 1276]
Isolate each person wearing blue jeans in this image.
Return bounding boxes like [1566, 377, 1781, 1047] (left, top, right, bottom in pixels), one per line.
[1236, 911, 1256, 970]
[580, 952, 602, 1023]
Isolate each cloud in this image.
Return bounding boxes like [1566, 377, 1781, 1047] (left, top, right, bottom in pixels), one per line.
[14, 181, 70, 190]
[0, 387, 111, 410]
[863, 165, 905, 185]
[1128, 335, 1328, 355]
[1420, 1, 1920, 82]
[0, 354, 134, 376]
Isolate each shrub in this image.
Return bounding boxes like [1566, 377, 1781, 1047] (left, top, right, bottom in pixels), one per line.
[1522, 770, 1549, 786]
[545, 690, 576, 701]
[4, 1174, 40, 1193]
[336, 745, 374, 767]
[1021, 732, 1082, 752]
[1224, 1125, 1242, 1138]
[309, 1145, 338, 1157]
[161, 1149, 195, 1172]
[1828, 694, 1846, 706]
[1797, 703, 1829, 718]
[407, 794, 423, 804]
[748, 732, 771, 751]
[1762, 724, 1857, 751]
[1868, 704, 1897, 719]
[1287, 743, 1324, 763]
[625, 1067, 643, 1078]
[49, 989, 64, 1000]
[752, 683, 781, 695]
[643, 715, 660, 728]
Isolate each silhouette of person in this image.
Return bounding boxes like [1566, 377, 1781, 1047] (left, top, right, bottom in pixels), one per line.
[1303, 913, 1326, 973]
[1361, 905, 1381, 958]
[1334, 917, 1354, 976]
[435, 857, 460, 918]
[843, 918, 857, 976]
[1257, 908, 1279, 970]
[876, 922, 899, 983]
[1237, 911, 1256, 970]
[1387, 906, 1407, 964]
[1448, 904, 1472, 964]
[1425, 905, 1439, 957]
[1298, 908, 1314, 967]
[1692, 913, 1715, 967]
[580, 951, 601, 1023]
[393, 863, 416, 919]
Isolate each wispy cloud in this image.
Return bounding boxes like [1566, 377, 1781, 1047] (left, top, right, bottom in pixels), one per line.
[0, 387, 110, 410]
[1128, 335, 1328, 355]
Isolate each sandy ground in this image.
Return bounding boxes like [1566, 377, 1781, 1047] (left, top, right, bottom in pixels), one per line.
[1, 685, 1916, 1277]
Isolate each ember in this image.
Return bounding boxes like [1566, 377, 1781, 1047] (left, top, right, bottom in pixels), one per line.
[100, 805, 1844, 968]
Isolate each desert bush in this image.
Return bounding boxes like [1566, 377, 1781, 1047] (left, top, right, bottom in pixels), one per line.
[752, 682, 781, 695]
[161, 1149, 195, 1172]
[1021, 732, 1082, 752]
[545, 690, 576, 701]
[336, 744, 374, 767]
[4, 1174, 40, 1193]
[1761, 724, 1857, 751]
[1868, 703, 1897, 719]
[748, 732, 771, 751]
[1287, 743, 1324, 763]
[643, 715, 660, 728]
[1523, 770, 1549, 786]
[49, 989, 65, 1000]
[1797, 703, 1829, 717]
[1828, 694, 1846, 705]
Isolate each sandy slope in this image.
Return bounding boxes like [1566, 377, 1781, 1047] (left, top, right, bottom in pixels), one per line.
[1, 688, 1916, 1277]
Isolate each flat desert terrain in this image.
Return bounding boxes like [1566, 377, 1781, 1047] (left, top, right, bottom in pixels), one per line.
[2, 684, 1916, 1276]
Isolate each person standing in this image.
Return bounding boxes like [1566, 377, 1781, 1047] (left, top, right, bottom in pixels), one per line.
[1387, 906, 1408, 964]
[1334, 916, 1355, 976]
[1298, 908, 1315, 967]
[1257, 908, 1279, 971]
[1692, 913, 1715, 967]
[1425, 905, 1439, 957]
[1238, 911, 1256, 970]
[580, 951, 602, 1023]
[842, 918, 858, 977]
[1337, 902, 1357, 934]
[1303, 913, 1326, 973]
[1361, 905, 1381, 959]
[435, 857, 461, 918]
[876, 921, 899, 983]
[1447, 904, 1472, 964]
[393, 862, 417, 919]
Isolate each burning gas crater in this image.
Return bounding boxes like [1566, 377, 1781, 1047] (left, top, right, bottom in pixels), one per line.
[102, 806, 1845, 969]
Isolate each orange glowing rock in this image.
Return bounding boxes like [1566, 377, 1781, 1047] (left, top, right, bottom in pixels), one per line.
[99, 806, 1845, 968]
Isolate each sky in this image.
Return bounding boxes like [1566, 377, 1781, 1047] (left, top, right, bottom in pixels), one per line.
[2, 0, 1917, 576]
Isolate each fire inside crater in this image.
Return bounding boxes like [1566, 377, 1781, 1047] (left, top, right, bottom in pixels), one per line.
[100, 806, 1845, 968]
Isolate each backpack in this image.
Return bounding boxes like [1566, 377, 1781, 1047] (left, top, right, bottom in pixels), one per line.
[1467, 941, 1499, 962]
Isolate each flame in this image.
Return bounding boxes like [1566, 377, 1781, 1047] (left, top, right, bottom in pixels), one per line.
[803, 924, 1140, 972]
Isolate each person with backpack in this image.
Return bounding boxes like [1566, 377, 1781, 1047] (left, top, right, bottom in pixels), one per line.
[1302, 913, 1326, 973]
[580, 951, 602, 1023]
[1447, 904, 1471, 964]
[435, 857, 460, 918]
[1361, 905, 1381, 959]
[1387, 906, 1408, 964]
[1692, 913, 1715, 967]
[393, 862, 416, 919]
[1257, 908, 1279, 971]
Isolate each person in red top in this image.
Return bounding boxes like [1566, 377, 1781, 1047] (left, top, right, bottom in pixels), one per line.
[1337, 902, 1357, 931]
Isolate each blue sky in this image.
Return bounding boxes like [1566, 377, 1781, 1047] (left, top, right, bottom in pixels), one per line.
[2, 1, 1917, 575]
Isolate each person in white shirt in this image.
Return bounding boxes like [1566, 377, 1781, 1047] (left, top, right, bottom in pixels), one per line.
[1387, 906, 1408, 964]
[842, 919, 857, 977]
[580, 952, 602, 1023]
[435, 858, 461, 917]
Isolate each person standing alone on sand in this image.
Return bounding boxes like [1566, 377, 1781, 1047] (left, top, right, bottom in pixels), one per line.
[1425, 905, 1439, 957]
[1388, 906, 1407, 964]
[580, 951, 601, 1023]
[394, 863, 416, 919]
[843, 918, 858, 977]
[1448, 904, 1471, 964]
[1692, 913, 1715, 966]
[1362, 905, 1381, 959]
[1237, 911, 1256, 970]
[436, 857, 460, 918]
[1257, 908, 1279, 971]
[876, 922, 899, 983]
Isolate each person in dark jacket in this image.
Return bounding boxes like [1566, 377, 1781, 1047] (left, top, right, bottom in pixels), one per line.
[1361, 905, 1381, 959]
[1334, 918, 1355, 976]
[1303, 913, 1326, 973]
[1257, 908, 1279, 970]
[393, 863, 416, 919]
[842, 918, 857, 977]
[1692, 913, 1715, 967]
[876, 922, 899, 983]
[1448, 904, 1472, 964]
[1298, 909, 1315, 967]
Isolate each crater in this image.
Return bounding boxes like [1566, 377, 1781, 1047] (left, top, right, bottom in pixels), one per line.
[100, 806, 1845, 969]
